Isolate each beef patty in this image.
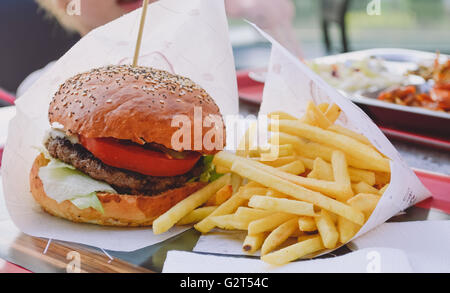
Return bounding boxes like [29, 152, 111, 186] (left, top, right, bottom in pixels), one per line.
[45, 137, 204, 196]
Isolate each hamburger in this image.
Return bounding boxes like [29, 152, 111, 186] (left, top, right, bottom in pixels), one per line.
[30, 65, 225, 226]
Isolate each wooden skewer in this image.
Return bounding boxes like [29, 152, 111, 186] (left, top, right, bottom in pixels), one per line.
[132, 0, 150, 67]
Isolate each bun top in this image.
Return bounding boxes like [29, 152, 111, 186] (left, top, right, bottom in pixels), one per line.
[49, 65, 225, 154]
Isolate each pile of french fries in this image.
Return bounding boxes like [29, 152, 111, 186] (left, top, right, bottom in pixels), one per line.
[152, 101, 391, 266]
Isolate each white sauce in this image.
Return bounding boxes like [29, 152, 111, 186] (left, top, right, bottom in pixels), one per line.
[43, 127, 79, 145]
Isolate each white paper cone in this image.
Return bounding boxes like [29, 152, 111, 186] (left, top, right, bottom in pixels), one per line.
[191, 23, 432, 259]
[1, 0, 238, 252]
[252, 23, 431, 238]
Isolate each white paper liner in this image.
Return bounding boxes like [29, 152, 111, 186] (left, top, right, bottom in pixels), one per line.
[163, 248, 413, 273]
[350, 221, 450, 273]
[1, 0, 238, 252]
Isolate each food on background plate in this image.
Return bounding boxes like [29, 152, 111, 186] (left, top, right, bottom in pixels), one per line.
[308, 52, 450, 113]
[378, 57, 450, 112]
[377, 85, 445, 111]
[30, 65, 225, 226]
[307, 56, 406, 94]
[152, 101, 391, 265]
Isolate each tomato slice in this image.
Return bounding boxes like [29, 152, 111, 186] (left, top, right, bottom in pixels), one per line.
[79, 136, 201, 177]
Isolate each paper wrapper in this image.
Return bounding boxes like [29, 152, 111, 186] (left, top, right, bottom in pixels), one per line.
[1, 0, 238, 252]
[164, 247, 413, 273]
[192, 24, 432, 257]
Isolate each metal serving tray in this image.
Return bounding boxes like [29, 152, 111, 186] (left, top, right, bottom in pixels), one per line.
[313, 48, 450, 138]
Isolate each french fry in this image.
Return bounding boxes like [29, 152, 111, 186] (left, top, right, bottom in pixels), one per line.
[307, 157, 334, 181]
[268, 111, 298, 121]
[272, 132, 336, 163]
[315, 209, 339, 249]
[209, 214, 248, 230]
[298, 216, 317, 232]
[277, 160, 305, 175]
[337, 215, 361, 244]
[238, 187, 268, 200]
[194, 186, 248, 233]
[317, 102, 330, 113]
[236, 121, 257, 157]
[205, 184, 233, 206]
[328, 124, 372, 145]
[290, 230, 304, 237]
[352, 181, 379, 195]
[375, 171, 391, 186]
[379, 183, 389, 195]
[227, 159, 365, 225]
[265, 189, 292, 199]
[153, 173, 230, 234]
[230, 173, 242, 194]
[298, 156, 314, 170]
[347, 193, 381, 219]
[331, 150, 353, 202]
[224, 152, 356, 202]
[272, 132, 386, 173]
[271, 120, 390, 172]
[328, 210, 338, 224]
[255, 155, 297, 167]
[305, 101, 332, 129]
[243, 233, 267, 254]
[177, 206, 217, 225]
[248, 212, 297, 235]
[348, 168, 376, 186]
[249, 144, 294, 158]
[302, 155, 375, 185]
[271, 131, 305, 147]
[261, 217, 299, 255]
[297, 234, 319, 242]
[248, 195, 315, 217]
[215, 184, 233, 203]
[234, 207, 273, 222]
[324, 103, 341, 123]
[245, 181, 265, 188]
[261, 235, 324, 265]
[215, 165, 231, 174]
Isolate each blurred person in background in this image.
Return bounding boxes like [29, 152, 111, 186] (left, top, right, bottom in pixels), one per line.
[17, 0, 301, 96]
[225, 0, 302, 57]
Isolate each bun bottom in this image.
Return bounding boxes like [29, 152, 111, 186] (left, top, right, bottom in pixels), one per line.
[30, 154, 206, 226]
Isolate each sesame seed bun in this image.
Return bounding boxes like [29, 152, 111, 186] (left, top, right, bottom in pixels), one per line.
[30, 154, 207, 226]
[48, 65, 225, 154]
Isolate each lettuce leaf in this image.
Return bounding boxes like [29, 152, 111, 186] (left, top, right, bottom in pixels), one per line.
[70, 192, 104, 214]
[38, 152, 116, 214]
[189, 155, 223, 183]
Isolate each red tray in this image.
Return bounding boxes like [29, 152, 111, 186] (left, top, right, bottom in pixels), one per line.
[237, 70, 265, 105]
[414, 169, 450, 213]
[236, 70, 450, 151]
[0, 258, 31, 273]
[0, 88, 15, 106]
